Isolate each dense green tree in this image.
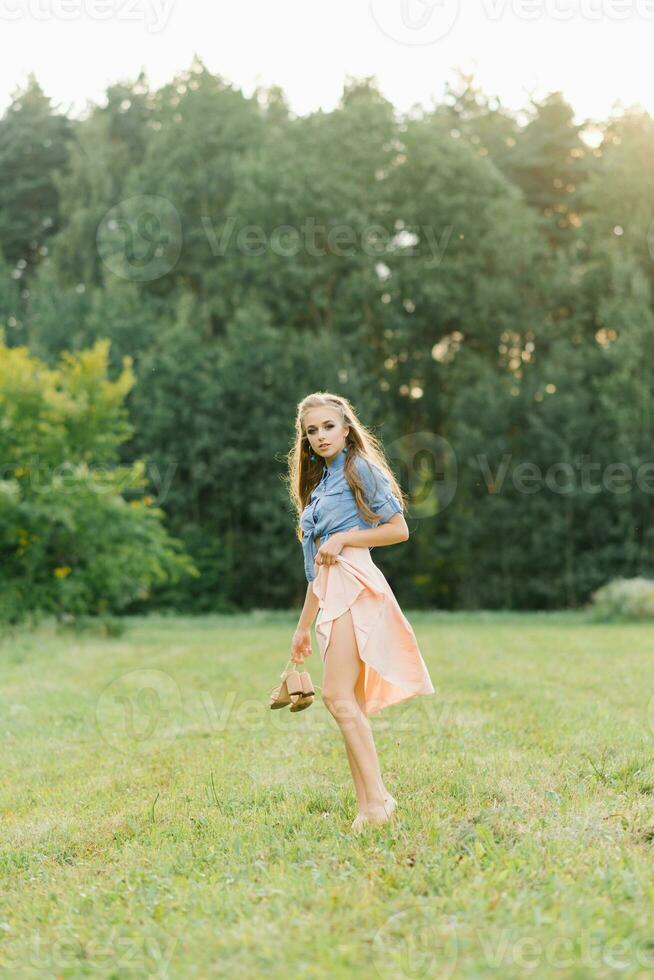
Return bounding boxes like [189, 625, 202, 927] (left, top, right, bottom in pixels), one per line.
[505, 92, 595, 247]
[578, 107, 654, 292]
[433, 70, 520, 174]
[0, 75, 73, 276]
[209, 77, 397, 340]
[26, 260, 166, 371]
[0, 254, 21, 343]
[124, 292, 360, 611]
[123, 57, 265, 317]
[45, 76, 156, 291]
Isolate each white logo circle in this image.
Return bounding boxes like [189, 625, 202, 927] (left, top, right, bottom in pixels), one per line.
[372, 906, 459, 979]
[96, 668, 183, 754]
[387, 431, 458, 518]
[96, 194, 182, 282]
[370, 0, 460, 45]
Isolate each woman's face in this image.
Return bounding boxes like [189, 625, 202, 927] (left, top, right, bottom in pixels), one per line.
[304, 408, 349, 463]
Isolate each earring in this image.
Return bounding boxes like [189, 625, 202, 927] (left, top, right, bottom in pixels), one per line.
[310, 453, 316, 461]
[343, 445, 349, 453]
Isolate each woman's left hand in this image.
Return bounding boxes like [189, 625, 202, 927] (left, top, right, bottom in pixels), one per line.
[314, 532, 346, 570]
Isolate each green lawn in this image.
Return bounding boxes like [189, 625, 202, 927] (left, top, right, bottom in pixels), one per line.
[2, 610, 654, 978]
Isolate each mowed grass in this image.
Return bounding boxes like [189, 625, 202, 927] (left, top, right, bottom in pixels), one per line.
[2, 611, 654, 979]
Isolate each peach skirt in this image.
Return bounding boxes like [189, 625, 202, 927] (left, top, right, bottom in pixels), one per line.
[311, 545, 435, 716]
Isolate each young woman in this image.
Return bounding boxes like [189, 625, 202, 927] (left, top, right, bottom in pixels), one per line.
[287, 392, 435, 833]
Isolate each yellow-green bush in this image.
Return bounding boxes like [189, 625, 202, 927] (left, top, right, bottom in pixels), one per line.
[0, 334, 197, 624]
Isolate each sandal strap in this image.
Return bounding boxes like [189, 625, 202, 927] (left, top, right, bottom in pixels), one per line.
[281, 657, 308, 677]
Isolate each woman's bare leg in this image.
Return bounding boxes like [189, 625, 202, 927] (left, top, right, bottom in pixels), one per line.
[322, 609, 392, 821]
[343, 664, 394, 814]
[349, 658, 370, 811]
[344, 742, 367, 812]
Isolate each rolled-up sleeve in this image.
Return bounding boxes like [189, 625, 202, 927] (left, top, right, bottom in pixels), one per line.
[355, 457, 403, 524]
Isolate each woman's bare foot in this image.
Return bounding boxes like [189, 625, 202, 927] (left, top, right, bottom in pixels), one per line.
[365, 795, 397, 828]
[351, 793, 397, 833]
[351, 812, 367, 833]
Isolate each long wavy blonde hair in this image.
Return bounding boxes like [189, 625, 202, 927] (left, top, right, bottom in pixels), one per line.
[286, 392, 406, 544]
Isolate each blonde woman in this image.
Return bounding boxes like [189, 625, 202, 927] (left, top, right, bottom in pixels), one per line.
[287, 392, 435, 833]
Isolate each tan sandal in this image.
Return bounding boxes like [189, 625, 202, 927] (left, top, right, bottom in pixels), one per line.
[269, 660, 315, 712]
[269, 674, 292, 709]
[269, 659, 298, 709]
[290, 668, 315, 712]
[285, 669, 303, 706]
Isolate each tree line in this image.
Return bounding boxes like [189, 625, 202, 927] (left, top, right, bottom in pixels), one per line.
[1, 56, 653, 617]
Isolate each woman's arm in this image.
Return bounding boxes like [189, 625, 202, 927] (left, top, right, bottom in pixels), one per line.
[313, 514, 408, 571]
[291, 581, 320, 664]
[297, 580, 320, 630]
[338, 513, 409, 549]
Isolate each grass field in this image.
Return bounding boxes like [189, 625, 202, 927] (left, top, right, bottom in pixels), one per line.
[2, 610, 654, 978]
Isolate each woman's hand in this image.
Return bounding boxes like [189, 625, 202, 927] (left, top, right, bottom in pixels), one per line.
[314, 532, 346, 571]
[291, 626, 312, 665]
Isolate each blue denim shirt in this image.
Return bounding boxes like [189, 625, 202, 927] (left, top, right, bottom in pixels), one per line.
[299, 448, 403, 583]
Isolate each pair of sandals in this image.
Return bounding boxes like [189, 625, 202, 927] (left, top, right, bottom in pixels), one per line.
[269, 660, 315, 712]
